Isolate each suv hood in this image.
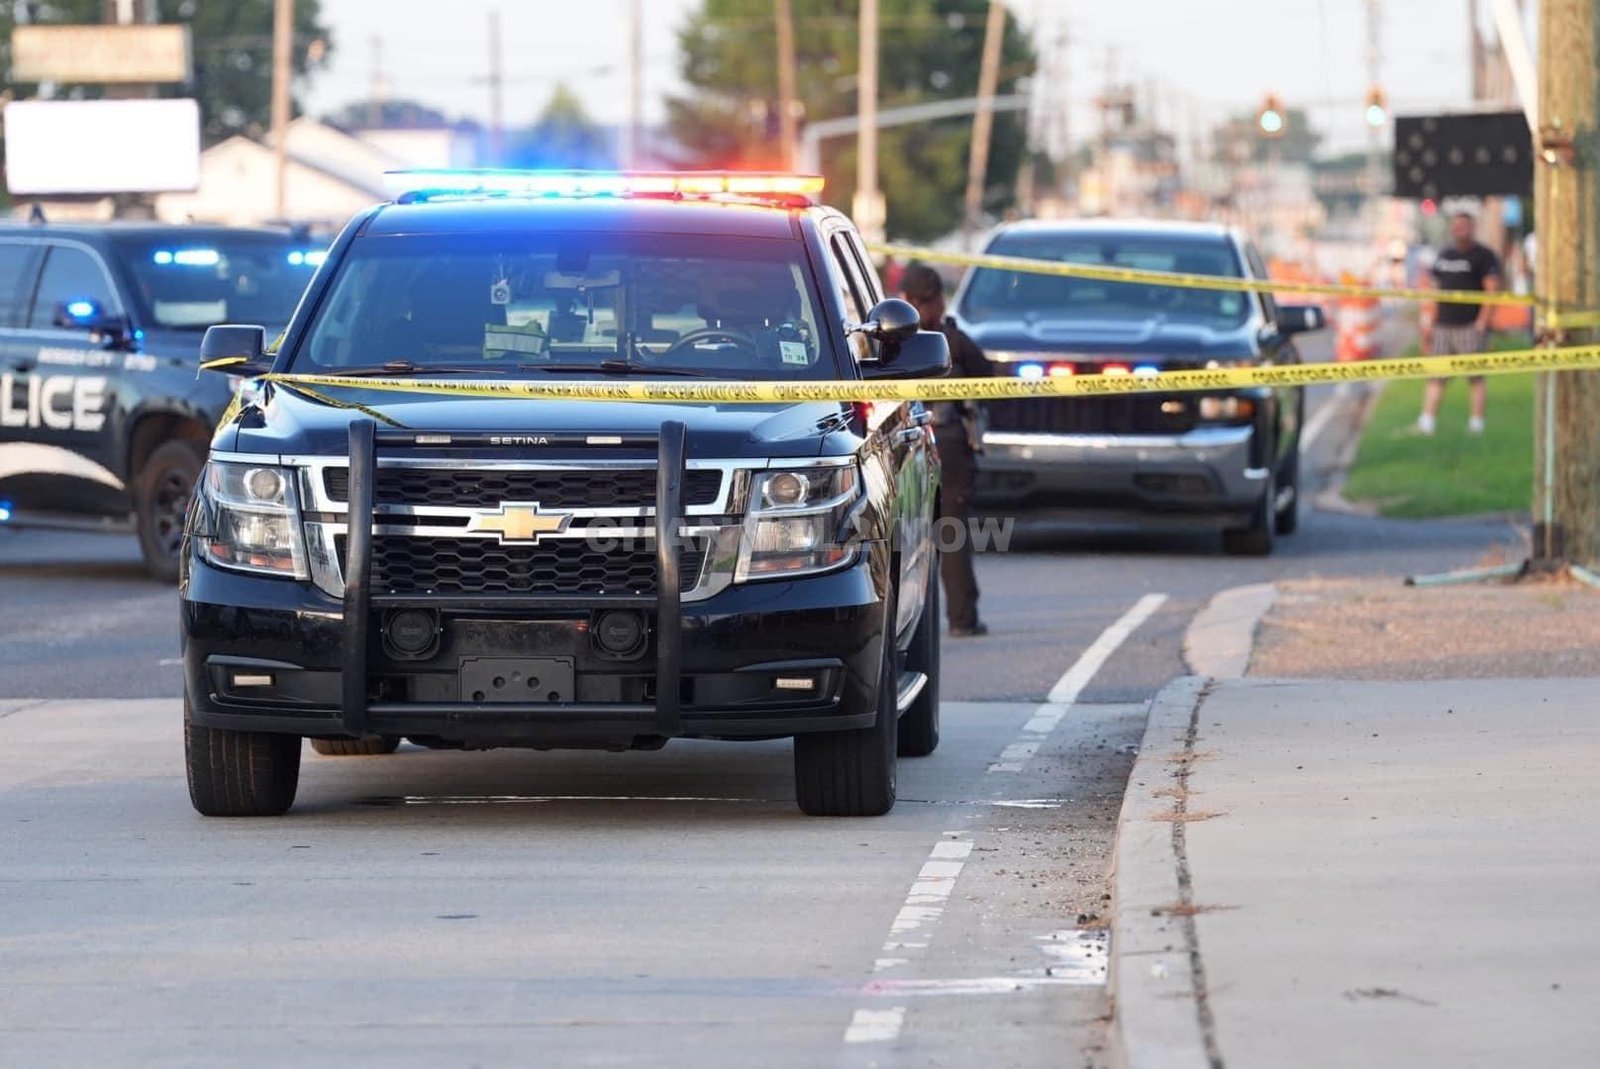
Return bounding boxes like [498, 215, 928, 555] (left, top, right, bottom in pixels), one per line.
[222, 382, 849, 460]
[960, 316, 1259, 363]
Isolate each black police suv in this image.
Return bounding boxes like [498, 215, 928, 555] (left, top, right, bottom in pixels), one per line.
[0, 223, 325, 578]
[952, 220, 1325, 556]
[181, 172, 951, 818]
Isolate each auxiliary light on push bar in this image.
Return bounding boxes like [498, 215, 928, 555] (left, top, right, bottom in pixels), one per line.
[384, 170, 826, 201]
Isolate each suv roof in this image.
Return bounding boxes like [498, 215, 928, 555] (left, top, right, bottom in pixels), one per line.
[0, 221, 303, 241]
[988, 217, 1242, 244]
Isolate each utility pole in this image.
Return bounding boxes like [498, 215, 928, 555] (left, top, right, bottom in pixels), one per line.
[271, 0, 294, 219]
[963, 0, 1007, 241]
[1364, 0, 1384, 207]
[775, 0, 798, 171]
[367, 34, 386, 128]
[625, 0, 643, 168]
[487, 10, 504, 166]
[1533, 0, 1600, 565]
[854, 0, 884, 244]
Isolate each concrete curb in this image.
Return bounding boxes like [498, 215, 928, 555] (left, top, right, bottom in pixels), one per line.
[1183, 583, 1276, 679]
[1109, 676, 1211, 1069]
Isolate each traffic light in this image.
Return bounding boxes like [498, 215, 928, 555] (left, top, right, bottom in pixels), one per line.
[1257, 93, 1285, 138]
[1364, 86, 1387, 128]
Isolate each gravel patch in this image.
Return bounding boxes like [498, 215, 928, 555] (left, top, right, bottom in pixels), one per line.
[1251, 575, 1600, 680]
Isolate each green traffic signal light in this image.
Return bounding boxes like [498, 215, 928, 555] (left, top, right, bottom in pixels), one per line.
[1259, 110, 1284, 135]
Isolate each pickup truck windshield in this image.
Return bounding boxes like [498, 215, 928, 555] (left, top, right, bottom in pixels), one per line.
[115, 236, 322, 331]
[958, 233, 1251, 329]
[293, 232, 836, 378]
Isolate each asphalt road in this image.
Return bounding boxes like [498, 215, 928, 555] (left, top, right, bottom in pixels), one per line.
[0, 375, 1523, 1067]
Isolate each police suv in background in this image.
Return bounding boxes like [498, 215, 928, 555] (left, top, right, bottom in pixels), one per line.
[0, 223, 324, 578]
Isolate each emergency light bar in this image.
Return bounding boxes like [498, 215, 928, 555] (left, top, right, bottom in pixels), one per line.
[384, 170, 825, 203]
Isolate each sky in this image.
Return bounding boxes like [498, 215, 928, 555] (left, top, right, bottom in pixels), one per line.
[301, 1, 1518, 155]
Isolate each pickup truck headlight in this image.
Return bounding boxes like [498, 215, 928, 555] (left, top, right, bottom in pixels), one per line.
[735, 465, 861, 582]
[196, 461, 309, 579]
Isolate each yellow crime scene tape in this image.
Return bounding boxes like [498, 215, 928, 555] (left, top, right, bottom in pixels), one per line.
[202, 344, 1600, 408]
[869, 242, 1539, 310]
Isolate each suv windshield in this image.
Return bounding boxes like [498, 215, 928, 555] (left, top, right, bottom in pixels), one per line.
[115, 235, 322, 331]
[293, 233, 836, 378]
[958, 232, 1252, 329]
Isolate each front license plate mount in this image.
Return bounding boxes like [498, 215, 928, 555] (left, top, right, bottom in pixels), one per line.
[459, 657, 575, 704]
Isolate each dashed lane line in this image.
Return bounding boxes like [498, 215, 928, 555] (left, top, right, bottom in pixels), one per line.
[989, 592, 1168, 773]
[843, 831, 973, 1046]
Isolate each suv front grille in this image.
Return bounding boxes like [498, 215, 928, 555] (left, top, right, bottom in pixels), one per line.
[337, 536, 705, 596]
[985, 396, 1197, 436]
[323, 467, 722, 510]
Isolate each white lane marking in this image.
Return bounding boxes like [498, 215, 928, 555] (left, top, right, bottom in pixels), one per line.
[158, 657, 183, 666]
[846, 831, 973, 1045]
[1038, 928, 1110, 984]
[1300, 382, 1349, 452]
[844, 1007, 906, 1044]
[988, 593, 1168, 773]
[1046, 593, 1169, 704]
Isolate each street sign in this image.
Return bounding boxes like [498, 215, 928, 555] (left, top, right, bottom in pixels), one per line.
[1392, 111, 1532, 199]
[9, 24, 192, 84]
[4, 99, 200, 195]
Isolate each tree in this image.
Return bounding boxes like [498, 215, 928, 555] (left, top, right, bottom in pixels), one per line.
[668, 0, 1036, 242]
[0, 0, 333, 144]
[507, 84, 616, 170]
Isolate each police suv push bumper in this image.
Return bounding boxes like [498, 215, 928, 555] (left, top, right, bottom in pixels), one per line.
[181, 421, 886, 746]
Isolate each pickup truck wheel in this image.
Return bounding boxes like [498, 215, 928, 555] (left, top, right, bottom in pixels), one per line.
[184, 699, 300, 817]
[1222, 470, 1275, 557]
[135, 439, 205, 583]
[1275, 443, 1301, 536]
[898, 575, 940, 757]
[793, 592, 898, 817]
[310, 737, 400, 756]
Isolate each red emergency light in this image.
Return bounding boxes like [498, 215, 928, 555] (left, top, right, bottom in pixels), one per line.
[385, 170, 826, 204]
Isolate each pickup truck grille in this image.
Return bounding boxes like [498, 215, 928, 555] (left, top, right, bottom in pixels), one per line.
[337, 535, 705, 596]
[985, 396, 1197, 436]
[323, 467, 722, 510]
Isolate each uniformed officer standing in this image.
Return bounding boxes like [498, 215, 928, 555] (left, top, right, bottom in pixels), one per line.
[899, 265, 990, 638]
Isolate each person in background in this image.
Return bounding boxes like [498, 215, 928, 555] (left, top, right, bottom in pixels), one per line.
[899, 264, 990, 638]
[1417, 210, 1501, 435]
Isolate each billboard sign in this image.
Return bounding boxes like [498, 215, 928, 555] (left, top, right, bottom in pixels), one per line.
[4, 99, 201, 195]
[9, 24, 192, 84]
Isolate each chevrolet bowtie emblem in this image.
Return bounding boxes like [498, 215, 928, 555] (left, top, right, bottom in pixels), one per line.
[464, 502, 573, 544]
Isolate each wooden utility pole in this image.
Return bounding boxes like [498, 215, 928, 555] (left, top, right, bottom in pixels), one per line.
[853, 0, 884, 244]
[1534, 0, 1600, 565]
[963, 0, 1007, 240]
[625, 0, 643, 168]
[271, 0, 294, 219]
[487, 10, 505, 166]
[775, 0, 798, 171]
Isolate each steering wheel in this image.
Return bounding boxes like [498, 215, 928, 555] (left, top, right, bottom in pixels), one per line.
[660, 327, 760, 362]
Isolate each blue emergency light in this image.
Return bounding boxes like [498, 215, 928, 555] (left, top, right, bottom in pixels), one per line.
[383, 169, 826, 203]
[64, 300, 98, 321]
[286, 250, 327, 267]
[152, 248, 222, 267]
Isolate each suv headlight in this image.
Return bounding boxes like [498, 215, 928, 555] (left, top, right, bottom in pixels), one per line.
[195, 461, 309, 579]
[735, 465, 862, 582]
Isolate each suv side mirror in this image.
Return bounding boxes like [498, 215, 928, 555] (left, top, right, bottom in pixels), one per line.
[852, 298, 922, 352]
[1277, 304, 1326, 335]
[201, 324, 271, 376]
[861, 329, 951, 381]
[54, 299, 129, 344]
